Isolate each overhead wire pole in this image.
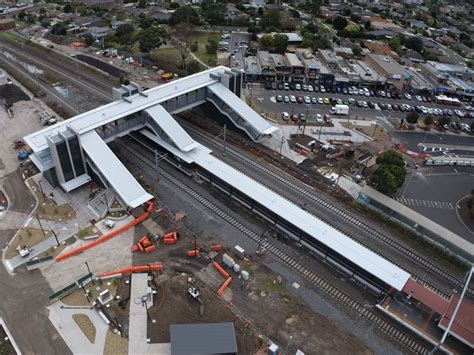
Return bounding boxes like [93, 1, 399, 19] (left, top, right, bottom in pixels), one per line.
[429, 265, 473, 354]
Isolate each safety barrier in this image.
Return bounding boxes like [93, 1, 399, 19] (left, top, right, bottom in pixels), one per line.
[55, 201, 154, 262]
[96, 264, 164, 278]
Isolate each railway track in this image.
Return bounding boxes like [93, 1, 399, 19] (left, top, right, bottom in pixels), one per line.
[115, 140, 431, 355]
[180, 120, 472, 297]
[0, 41, 113, 102]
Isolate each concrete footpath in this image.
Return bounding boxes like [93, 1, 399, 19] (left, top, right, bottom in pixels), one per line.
[129, 273, 171, 355]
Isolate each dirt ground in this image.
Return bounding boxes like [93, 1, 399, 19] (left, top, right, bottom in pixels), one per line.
[62, 278, 119, 307]
[27, 179, 75, 222]
[104, 329, 128, 355]
[146, 273, 262, 355]
[0, 324, 16, 355]
[4, 227, 48, 259]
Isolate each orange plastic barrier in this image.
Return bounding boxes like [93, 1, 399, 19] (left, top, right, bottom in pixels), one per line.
[97, 264, 163, 278]
[131, 245, 139, 253]
[211, 244, 222, 252]
[187, 250, 200, 257]
[163, 238, 176, 245]
[56, 202, 154, 262]
[163, 231, 178, 240]
[213, 261, 230, 279]
[217, 277, 232, 298]
[144, 245, 156, 253]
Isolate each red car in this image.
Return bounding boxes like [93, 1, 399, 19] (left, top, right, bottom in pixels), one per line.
[291, 114, 299, 122]
[297, 96, 304, 103]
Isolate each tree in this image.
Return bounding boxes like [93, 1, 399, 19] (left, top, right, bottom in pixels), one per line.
[389, 36, 402, 54]
[39, 7, 47, 15]
[261, 8, 280, 29]
[51, 22, 68, 36]
[260, 34, 274, 49]
[437, 116, 451, 128]
[364, 20, 371, 31]
[404, 36, 423, 52]
[205, 39, 218, 54]
[272, 34, 288, 54]
[376, 150, 405, 167]
[352, 44, 362, 57]
[406, 112, 419, 124]
[136, 27, 166, 53]
[137, 0, 147, 8]
[115, 23, 134, 45]
[309, 0, 322, 15]
[169, 5, 200, 26]
[371, 151, 406, 193]
[64, 3, 73, 13]
[423, 115, 433, 127]
[84, 33, 94, 47]
[138, 14, 153, 29]
[40, 18, 50, 28]
[201, 0, 225, 29]
[333, 16, 348, 30]
[350, 13, 361, 23]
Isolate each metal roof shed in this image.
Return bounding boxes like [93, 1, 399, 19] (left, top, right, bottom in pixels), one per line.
[170, 322, 238, 355]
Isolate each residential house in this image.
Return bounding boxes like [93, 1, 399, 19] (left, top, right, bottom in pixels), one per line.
[403, 50, 425, 64]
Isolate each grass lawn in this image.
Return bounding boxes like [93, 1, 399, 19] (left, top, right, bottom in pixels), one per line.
[27, 179, 75, 222]
[0, 31, 23, 42]
[4, 227, 49, 259]
[72, 314, 96, 343]
[188, 31, 220, 66]
[151, 46, 188, 77]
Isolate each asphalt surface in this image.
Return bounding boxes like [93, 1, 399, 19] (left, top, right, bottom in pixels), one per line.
[398, 166, 474, 242]
[391, 131, 474, 153]
[0, 170, 70, 354]
[251, 87, 474, 129]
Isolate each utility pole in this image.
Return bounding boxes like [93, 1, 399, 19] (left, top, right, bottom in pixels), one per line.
[285, 335, 293, 354]
[36, 213, 45, 237]
[141, 298, 150, 320]
[114, 317, 123, 337]
[429, 265, 473, 354]
[38, 180, 46, 200]
[85, 262, 95, 285]
[279, 135, 285, 156]
[80, 281, 90, 303]
[372, 123, 377, 138]
[50, 226, 60, 247]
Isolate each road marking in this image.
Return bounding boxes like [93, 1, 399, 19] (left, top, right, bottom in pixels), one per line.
[398, 197, 455, 210]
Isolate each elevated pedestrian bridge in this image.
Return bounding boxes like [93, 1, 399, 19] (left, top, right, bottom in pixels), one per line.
[24, 67, 278, 209]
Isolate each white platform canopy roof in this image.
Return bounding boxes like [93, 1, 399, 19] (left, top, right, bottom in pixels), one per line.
[80, 130, 153, 208]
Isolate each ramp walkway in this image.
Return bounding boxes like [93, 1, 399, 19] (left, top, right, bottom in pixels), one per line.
[206, 82, 278, 141]
[144, 104, 198, 152]
[81, 130, 153, 208]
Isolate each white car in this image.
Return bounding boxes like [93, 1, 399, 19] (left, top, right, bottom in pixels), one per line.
[304, 96, 311, 104]
[290, 95, 297, 103]
[379, 91, 386, 97]
[317, 97, 324, 104]
[281, 112, 290, 121]
[308, 85, 314, 92]
[315, 114, 323, 123]
[362, 101, 368, 108]
[454, 109, 464, 118]
[421, 106, 428, 114]
[295, 83, 301, 90]
[364, 90, 370, 97]
[405, 93, 412, 100]
[320, 86, 326, 93]
[415, 95, 423, 102]
[460, 123, 471, 132]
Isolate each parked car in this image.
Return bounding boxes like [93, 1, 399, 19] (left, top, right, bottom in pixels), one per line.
[291, 113, 299, 122]
[315, 113, 323, 123]
[317, 97, 324, 104]
[299, 113, 307, 122]
[290, 95, 297, 103]
[297, 96, 304, 103]
[283, 83, 290, 91]
[281, 112, 290, 121]
[368, 101, 375, 109]
[404, 93, 412, 100]
[283, 96, 290, 103]
[342, 87, 348, 95]
[276, 95, 283, 102]
[295, 83, 301, 91]
[302, 84, 308, 91]
[320, 86, 326, 93]
[323, 97, 330, 104]
[264, 82, 272, 90]
[311, 97, 318, 104]
[415, 95, 423, 102]
[304, 96, 311, 104]
[308, 85, 314, 92]
[379, 91, 386, 97]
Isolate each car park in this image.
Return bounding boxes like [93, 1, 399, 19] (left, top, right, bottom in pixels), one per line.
[276, 95, 283, 102]
[282, 112, 290, 121]
[283, 96, 290, 103]
[304, 96, 311, 104]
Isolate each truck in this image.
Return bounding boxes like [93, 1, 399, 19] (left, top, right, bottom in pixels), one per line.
[330, 104, 349, 115]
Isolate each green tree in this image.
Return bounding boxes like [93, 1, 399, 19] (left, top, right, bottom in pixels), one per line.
[404, 36, 424, 52]
[389, 36, 402, 54]
[40, 18, 50, 28]
[352, 44, 362, 57]
[84, 33, 94, 46]
[371, 151, 406, 193]
[350, 13, 361, 23]
[205, 39, 218, 54]
[115, 23, 134, 45]
[423, 115, 433, 127]
[376, 150, 405, 167]
[406, 111, 419, 124]
[138, 14, 153, 29]
[437, 116, 451, 128]
[136, 27, 166, 53]
[169, 5, 200, 26]
[64, 3, 73, 13]
[261, 8, 280, 29]
[364, 20, 371, 31]
[272, 34, 288, 54]
[333, 16, 348, 30]
[137, 0, 147, 8]
[51, 22, 68, 36]
[39, 7, 47, 15]
[260, 34, 273, 49]
[201, 0, 226, 29]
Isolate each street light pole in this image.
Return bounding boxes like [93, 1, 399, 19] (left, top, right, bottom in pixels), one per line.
[285, 335, 293, 354]
[50, 226, 60, 247]
[80, 281, 90, 303]
[36, 213, 46, 237]
[85, 262, 95, 285]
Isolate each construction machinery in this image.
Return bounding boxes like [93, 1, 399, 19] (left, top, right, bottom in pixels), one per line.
[131, 233, 159, 254]
[17, 150, 29, 160]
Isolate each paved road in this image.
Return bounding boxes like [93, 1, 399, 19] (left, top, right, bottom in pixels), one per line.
[391, 131, 474, 152]
[397, 167, 474, 242]
[0, 171, 70, 354]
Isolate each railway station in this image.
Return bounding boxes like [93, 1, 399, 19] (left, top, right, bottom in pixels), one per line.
[23, 65, 473, 353]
